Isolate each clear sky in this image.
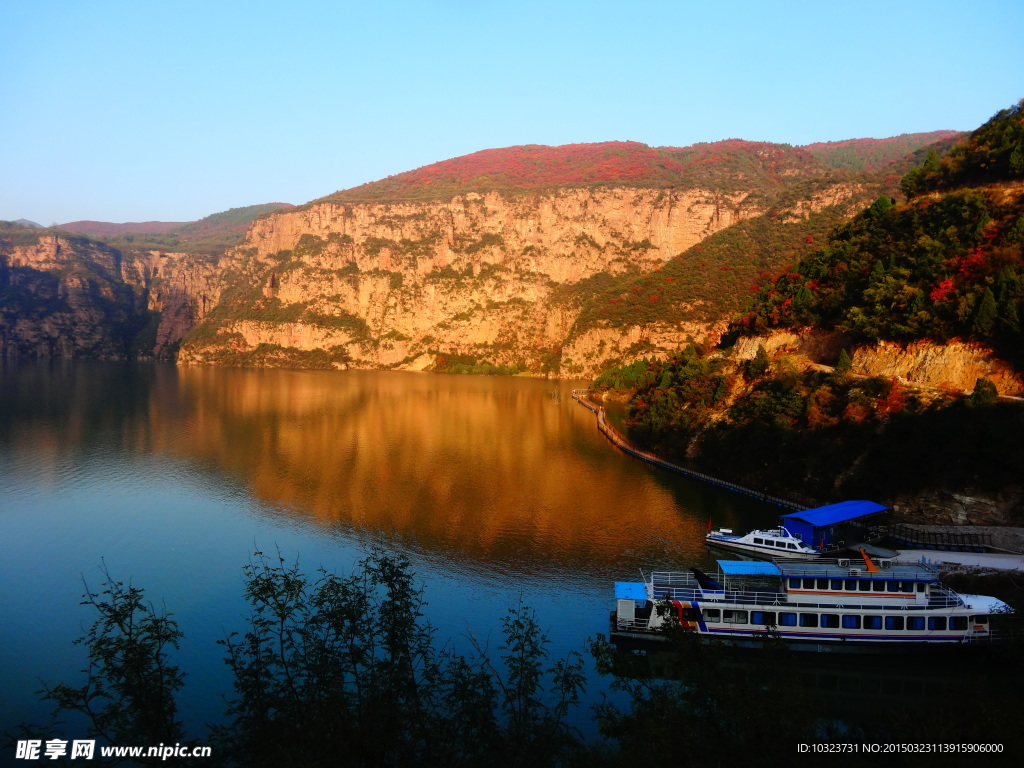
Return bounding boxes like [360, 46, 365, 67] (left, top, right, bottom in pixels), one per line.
[2, 0, 1022, 225]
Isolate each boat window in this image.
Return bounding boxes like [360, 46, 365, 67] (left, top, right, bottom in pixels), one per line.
[864, 616, 882, 630]
[799, 613, 818, 627]
[804, 578, 816, 589]
[901, 582, 913, 593]
[779, 612, 797, 626]
[907, 617, 925, 631]
[820, 614, 839, 628]
[872, 581, 885, 592]
[787, 543, 797, 550]
[886, 581, 900, 592]
[830, 579, 843, 590]
[858, 581, 870, 592]
[789, 578, 801, 589]
[723, 610, 748, 624]
[842, 615, 861, 629]
[885, 616, 904, 630]
[751, 611, 776, 626]
[972, 615, 989, 625]
[845, 579, 857, 590]
[817, 579, 829, 590]
[950, 617, 968, 631]
[704, 609, 720, 622]
[754, 538, 764, 545]
[916, 583, 925, 593]
[928, 616, 946, 631]
[682, 607, 701, 621]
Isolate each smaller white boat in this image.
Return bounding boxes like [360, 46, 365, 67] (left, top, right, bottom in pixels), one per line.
[706, 525, 820, 560]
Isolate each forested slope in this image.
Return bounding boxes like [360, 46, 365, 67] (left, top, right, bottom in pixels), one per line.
[597, 101, 1024, 524]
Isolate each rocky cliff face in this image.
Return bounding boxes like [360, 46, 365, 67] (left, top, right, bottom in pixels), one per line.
[140, 251, 224, 359]
[0, 234, 143, 359]
[0, 233, 224, 361]
[178, 187, 767, 376]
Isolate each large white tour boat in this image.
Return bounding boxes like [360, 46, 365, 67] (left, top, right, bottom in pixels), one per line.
[611, 556, 1013, 653]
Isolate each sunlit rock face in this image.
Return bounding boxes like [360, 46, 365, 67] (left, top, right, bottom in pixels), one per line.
[733, 331, 1024, 396]
[176, 187, 766, 378]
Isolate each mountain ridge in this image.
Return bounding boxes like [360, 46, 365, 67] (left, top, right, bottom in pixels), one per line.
[1, 128, 968, 377]
[316, 132, 960, 205]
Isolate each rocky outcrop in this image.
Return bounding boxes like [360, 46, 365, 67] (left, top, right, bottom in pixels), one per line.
[889, 487, 1024, 527]
[733, 330, 1024, 396]
[560, 318, 729, 377]
[0, 234, 226, 361]
[850, 340, 1023, 396]
[140, 252, 224, 359]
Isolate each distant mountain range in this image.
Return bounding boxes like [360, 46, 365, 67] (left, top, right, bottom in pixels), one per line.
[55, 203, 295, 242]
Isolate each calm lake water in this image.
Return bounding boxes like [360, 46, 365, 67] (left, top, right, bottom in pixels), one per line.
[0, 360, 777, 740]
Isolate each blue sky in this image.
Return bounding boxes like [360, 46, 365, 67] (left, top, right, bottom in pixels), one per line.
[2, 0, 1022, 225]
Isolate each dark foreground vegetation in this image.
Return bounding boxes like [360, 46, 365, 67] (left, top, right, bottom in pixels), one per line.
[10, 551, 1024, 767]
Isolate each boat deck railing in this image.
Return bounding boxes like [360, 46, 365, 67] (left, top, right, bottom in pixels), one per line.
[614, 616, 658, 633]
[647, 579, 966, 611]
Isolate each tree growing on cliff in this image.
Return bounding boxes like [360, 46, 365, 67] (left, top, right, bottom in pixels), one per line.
[834, 348, 852, 374]
[744, 344, 770, 379]
[968, 377, 999, 408]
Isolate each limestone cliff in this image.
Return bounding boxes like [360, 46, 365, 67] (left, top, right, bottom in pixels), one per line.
[178, 187, 767, 376]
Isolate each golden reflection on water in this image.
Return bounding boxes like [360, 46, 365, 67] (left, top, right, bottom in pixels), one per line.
[170, 367, 713, 566]
[0, 362, 772, 570]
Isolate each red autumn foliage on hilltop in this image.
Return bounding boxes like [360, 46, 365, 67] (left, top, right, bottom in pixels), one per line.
[318, 131, 962, 205]
[329, 142, 689, 201]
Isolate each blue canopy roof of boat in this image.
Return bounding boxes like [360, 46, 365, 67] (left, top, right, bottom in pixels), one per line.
[717, 561, 781, 576]
[780, 500, 887, 527]
[615, 582, 648, 600]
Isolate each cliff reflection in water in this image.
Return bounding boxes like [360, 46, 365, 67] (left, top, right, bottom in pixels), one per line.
[171, 367, 703, 568]
[0, 361, 771, 572]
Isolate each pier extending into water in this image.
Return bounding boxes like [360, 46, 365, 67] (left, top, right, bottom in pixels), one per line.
[571, 390, 806, 510]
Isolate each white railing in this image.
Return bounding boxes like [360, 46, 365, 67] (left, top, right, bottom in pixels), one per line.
[614, 616, 654, 632]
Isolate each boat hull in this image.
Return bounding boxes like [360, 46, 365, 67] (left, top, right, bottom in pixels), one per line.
[608, 614, 1000, 654]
